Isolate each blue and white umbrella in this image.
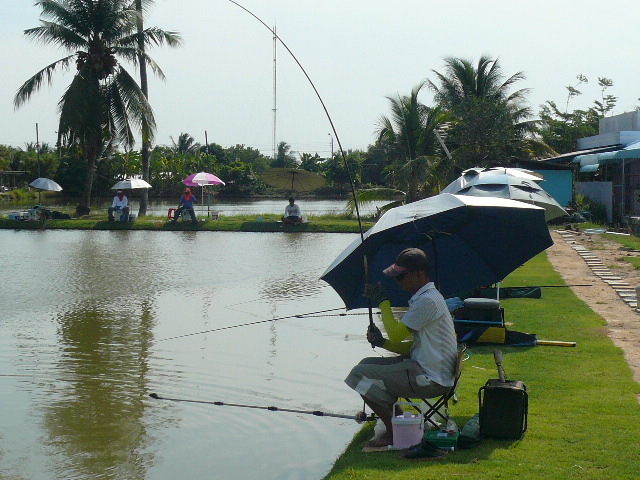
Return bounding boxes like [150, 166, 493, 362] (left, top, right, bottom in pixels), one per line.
[321, 194, 553, 310]
[442, 167, 566, 221]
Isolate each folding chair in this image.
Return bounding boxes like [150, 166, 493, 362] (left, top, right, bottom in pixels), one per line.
[405, 344, 467, 430]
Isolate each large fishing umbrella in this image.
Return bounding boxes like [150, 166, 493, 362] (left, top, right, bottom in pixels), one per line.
[111, 178, 152, 218]
[320, 194, 553, 310]
[182, 171, 225, 216]
[29, 177, 63, 205]
[442, 168, 566, 221]
[442, 167, 542, 193]
[30, 177, 63, 192]
[261, 168, 325, 192]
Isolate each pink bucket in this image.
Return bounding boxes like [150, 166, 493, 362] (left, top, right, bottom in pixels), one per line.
[391, 402, 424, 449]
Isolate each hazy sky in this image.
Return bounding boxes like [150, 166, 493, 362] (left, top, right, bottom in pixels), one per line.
[2, 0, 639, 158]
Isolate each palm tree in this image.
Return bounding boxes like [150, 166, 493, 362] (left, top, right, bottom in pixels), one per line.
[15, 0, 180, 215]
[170, 133, 200, 155]
[428, 56, 550, 168]
[271, 141, 297, 168]
[429, 56, 529, 107]
[374, 82, 450, 202]
[135, 0, 180, 216]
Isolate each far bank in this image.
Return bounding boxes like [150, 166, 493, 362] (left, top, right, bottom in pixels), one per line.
[0, 215, 374, 233]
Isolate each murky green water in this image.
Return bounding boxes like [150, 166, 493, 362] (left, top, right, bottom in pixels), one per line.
[0, 230, 376, 480]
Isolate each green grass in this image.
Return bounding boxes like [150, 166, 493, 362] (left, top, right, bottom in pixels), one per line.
[602, 232, 640, 250]
[324, 252, 640, 479]
[0, 212, 374, 233]
[625, 257, 640, 270]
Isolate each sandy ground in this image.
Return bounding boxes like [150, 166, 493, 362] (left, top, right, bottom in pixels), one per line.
[547, 229, 640, 393]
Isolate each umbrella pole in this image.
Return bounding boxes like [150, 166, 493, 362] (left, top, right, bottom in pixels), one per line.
[363, 256, 374, 329]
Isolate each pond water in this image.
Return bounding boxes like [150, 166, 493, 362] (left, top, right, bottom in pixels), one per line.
[0, 229, 379, 480]
[0, 198, 385, 219]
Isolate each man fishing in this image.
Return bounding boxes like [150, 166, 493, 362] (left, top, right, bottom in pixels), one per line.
[345, 248, 458, 451]
[108, 190, 129, 222]
[172, 188, 197, 224]
[282, 197, 302, 224]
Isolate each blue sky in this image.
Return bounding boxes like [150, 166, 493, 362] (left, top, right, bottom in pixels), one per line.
[2, 0, 639, 158]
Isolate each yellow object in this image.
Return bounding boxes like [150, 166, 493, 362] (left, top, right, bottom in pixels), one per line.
[477, 327, 506, 344]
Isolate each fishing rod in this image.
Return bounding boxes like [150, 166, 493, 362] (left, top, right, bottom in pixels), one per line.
[157, 306, 359, 342]
[149, 393, 375, 423]
[227, 0, 375, 332]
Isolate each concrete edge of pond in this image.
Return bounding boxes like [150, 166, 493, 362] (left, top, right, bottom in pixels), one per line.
[0, 219, 373, 234]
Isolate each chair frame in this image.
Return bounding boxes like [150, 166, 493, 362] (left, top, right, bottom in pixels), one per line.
[405, 343, 467, 430]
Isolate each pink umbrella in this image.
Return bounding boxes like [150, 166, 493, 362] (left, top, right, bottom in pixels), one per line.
[181, 172, 225, 217]
[182, 171, 225, 187]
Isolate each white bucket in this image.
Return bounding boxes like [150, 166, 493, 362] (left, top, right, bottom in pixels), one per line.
[391, 402, 424, 449]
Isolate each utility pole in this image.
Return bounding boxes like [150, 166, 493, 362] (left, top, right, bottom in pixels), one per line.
[328, 133, 334, 158]
[272, 25, 277, 162]
[35, 123, 41, 177]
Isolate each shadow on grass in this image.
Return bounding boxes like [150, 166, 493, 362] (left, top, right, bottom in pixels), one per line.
[326, 420, 519, 478]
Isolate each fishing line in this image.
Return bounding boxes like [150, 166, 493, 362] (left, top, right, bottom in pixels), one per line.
[149, 392, 375, 423]
[157, 307, 357, 342]
[227, 0, 375, 330]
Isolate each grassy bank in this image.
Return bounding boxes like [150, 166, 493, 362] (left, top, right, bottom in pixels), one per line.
[325, 252, 640, 479]
[0, 213, 374, 233]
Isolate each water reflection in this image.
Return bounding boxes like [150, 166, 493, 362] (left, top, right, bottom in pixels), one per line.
[40, 299, 155, 479]
[1, 230, 372, 480]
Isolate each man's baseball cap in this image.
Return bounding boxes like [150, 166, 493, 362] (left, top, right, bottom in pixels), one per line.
[383, 248, 429, 277]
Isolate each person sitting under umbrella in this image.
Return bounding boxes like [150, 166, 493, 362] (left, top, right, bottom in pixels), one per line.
[281, 197, 302, 224]
[344, 248, 458, 451]
[172, 188, 198, 224]
[108, 190, 129, 222]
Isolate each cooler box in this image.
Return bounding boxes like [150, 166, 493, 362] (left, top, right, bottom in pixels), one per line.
[391, 402, 424, 449]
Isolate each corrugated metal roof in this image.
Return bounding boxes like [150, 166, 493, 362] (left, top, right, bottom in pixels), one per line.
[539, 145, 622, 164]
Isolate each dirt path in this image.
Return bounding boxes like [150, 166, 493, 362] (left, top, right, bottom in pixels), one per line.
[547, 229, 640, 390]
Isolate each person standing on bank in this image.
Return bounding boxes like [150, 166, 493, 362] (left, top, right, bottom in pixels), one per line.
[172, 188, 197, 224]
[345, 248, 458, 450]
[282, 197, 302, 224]
[108, 190, 129, 222]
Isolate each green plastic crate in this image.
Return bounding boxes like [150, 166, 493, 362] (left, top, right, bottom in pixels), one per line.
[422, 429, 458, 450]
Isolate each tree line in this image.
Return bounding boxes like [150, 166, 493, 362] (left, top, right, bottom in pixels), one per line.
[7, 1, 623, 215]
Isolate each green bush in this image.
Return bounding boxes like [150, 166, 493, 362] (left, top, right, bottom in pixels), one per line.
[574, 193, 608, 224]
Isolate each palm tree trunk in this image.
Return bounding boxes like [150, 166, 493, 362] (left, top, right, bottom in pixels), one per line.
[136, 0, 150, 216]
[77, 148, 98, 217]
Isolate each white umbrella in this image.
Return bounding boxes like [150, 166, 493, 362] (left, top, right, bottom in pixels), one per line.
[29, 177, 63, 206]
[442, 168, 566, 221]
[442, 167, 542, 193]
[111, 178, 152, 190]
[30, 177, 62, 192]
